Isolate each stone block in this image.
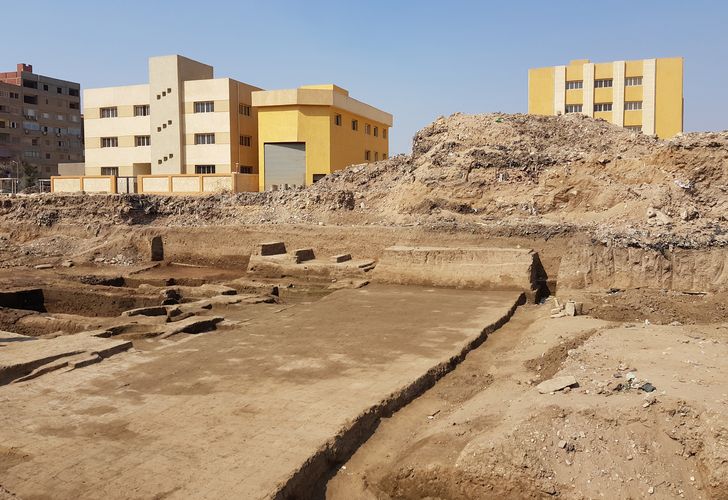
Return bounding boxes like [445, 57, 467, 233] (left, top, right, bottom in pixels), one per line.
[331, 254, 352, 263]
[259, 241, 287, 256]
[293, 248, 315, 263]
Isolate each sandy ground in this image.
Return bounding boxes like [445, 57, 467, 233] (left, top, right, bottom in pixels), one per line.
[0, 285, 520, 499]
[326, 306, 728, 499]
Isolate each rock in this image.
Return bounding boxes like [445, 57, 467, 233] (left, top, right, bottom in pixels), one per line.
[640, 382, 656, 392]
[331, 253, 352, 263]
[558, 440, 567, 449]
[293, 248, 315, 263]
[160, 316, 224, 339]
[60, 260, 74, 268]
[259, 241, 286, 256]
[565, 301, 576, 316]
[150, 235, 164, 261]
[121, 306, 168, 317]
[33, 264, 54, 270]
[536, 375, 578, 394]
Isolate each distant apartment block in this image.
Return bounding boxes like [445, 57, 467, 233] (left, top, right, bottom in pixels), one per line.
[0, 64, 83, 177]
[528, 58, 683, 138]
[53, 54, 392, 195]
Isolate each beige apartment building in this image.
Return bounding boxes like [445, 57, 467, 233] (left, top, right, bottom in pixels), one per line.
[84, 55, 260, 180]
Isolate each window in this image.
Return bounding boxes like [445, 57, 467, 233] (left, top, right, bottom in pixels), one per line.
[594, 103, 613, 112]
[195, 133, 215, 145]
[135, 135, 151, 146]
[383, 128, 387, 139]
[194, 101, 214, 113]
[352, 119, 358, 131]
[69, 102, 80, 110]
[238, 166, 253, 174]
[383, 153, 388, 160]
[365, 123, 371, 135]
[22, 79, 38, 89]
[24, 95, 38, 105]
[101, 167, 119, 176]
[374, 126, 378, 137]
[134, 105, 150, 116]
[625, 76, 643, 87]
[335, 114, 342, 126]
[45, 153, 51, 159]
[565, 80, 583, 90]
[0, 121, 4, 128]
[10, 92, 19, 99]
[313, 174, 326, 182]
[240, 135, 252, 147]
[195, 165, 216, 174]
[42, 84, 49, 91]
[625, 125, 642, 132]
[69, 88, 80, 97]
[595, 79, 613, 88]
[365, 150, 371, 161]
[57, 87, 62, 94]
[374, 152, 379, 161]
[100, 107, 117, 118]
[23, 151, 41, 158]
[565, 104, 583, 113]
[101, 137, 118, 148]
[624, 101, 642, 111]
[239, 104, 251, 116]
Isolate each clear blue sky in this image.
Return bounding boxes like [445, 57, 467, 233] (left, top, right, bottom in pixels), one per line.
[3, 0, 726, 154]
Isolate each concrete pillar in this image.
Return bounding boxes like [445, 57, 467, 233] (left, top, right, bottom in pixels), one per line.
[642, 59, 657, 135]
[553, 66, 566, 115]
[582, 63, 595, 118]
[612, 61, 625, 127]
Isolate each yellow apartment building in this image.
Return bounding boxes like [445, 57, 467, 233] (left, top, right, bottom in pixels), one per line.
[528, 57, 683, 138]
[83, 55, 260, 180]
[251, 85, 392, 191]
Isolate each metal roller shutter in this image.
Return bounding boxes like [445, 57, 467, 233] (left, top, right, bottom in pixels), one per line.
[264, 142, 306, 190]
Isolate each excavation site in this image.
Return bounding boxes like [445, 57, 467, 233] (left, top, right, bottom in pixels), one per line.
[1, 113, 727, 500]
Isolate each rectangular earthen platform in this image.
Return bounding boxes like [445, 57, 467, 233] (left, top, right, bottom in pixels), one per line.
[0, 285, 522, 499]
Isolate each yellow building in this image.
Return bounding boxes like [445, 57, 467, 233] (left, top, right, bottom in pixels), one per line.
[251, 85, 392, 191]
[83, 55, 260, 180]
[528, 57, 683, 138]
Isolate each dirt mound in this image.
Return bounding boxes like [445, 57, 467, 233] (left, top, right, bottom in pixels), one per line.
[0, 113, 726, 250]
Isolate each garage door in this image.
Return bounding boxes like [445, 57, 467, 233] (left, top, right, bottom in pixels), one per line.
[264, 142, 306, 190]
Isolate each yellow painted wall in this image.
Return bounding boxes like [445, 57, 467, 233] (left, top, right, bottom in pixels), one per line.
[565, 89, 583, 105]
[624, 86, 643, 102]
[527, 67, 554, 115]
[256, 104, 389, 190]
[594, 87, 613, 103]
[594, 63, 613, 80]
[655, 57, 684, 138]
[624, 110, 643, 127]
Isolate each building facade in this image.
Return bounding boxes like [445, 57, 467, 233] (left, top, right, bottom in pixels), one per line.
[252, 84, 392, 191]
[0, 64, 83, 178]
[528, 57, 683, 138]
[83, 55, 260, 178]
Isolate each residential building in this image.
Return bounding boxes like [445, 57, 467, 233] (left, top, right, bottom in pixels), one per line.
[83, 55, 260, 178]
[252, 84, 392, 191]
[528, 57, 683, 138]
[0, 63, 83, 177]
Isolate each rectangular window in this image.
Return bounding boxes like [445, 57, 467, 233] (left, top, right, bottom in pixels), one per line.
[625, 125, 642, 132]
[134, 105, 150, 116]
[383, 153, 388, 160]
[625, 76, 643, 86]
[195, 133, 215, 145]
[239, 135, 252, 147]
[195, 165, 216, 174]
[352, 119, 358, 131]
[594, 103, 613, 112]
[383, 128, 387, 139]
[100, 107, 117, 118]
[69, 88, 80, 97]
[564, 104, 583, 114]
[365, 150, 371, 161]
[374, 126, 378, 137]
[239, 166, 253, 174]
[194, 101, 214, 113]
[365, 123, 371, 135]
[135, 135, 151, 146]
[594, 79, 613, 88]
[69, 102, 80, 110]
[239, 104, 251, 116]
[24, 95, 38, 105]
[565, 80, 583, 90]
[374, 152, 379, 161]
[101, 137, 118, 148]
[335, 114, 342, 126]
[624, 101, 642, 111]
[101, 167, 119, 176]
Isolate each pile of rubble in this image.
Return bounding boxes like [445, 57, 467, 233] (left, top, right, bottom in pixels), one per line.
[0, 113, 726, 249]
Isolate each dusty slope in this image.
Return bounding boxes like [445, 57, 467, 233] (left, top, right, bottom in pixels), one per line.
[0, 113, 726, 250]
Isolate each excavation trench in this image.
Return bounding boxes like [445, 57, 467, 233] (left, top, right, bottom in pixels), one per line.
[273, 292, 526, 499]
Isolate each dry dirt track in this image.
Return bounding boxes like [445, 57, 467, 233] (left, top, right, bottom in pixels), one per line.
[0, 286, 521, 499]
